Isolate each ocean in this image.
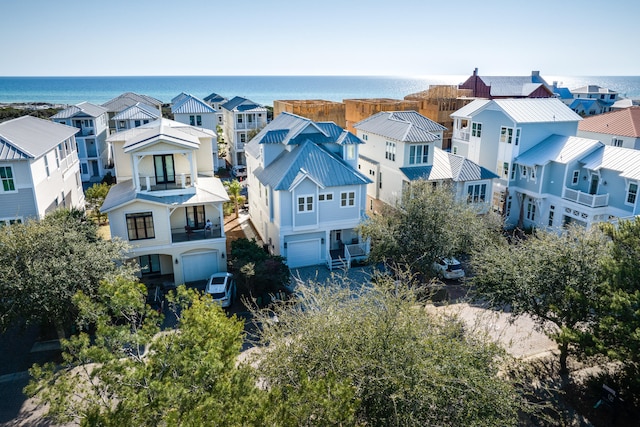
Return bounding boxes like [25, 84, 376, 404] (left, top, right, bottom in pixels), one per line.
[1, 75, 639, 107]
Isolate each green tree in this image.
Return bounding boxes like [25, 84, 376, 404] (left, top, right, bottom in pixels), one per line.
[471, 225, 609, 375]
[591, 219, 640, 383]
[0, 208, 133, 333]
[250, 278, 527, 426]
[85, 182, 112, 225]
[224, 179, 245, 218]
[358, 181, 501, 279]
[230, 237, 290, 298]
[26, 281, 265, 426]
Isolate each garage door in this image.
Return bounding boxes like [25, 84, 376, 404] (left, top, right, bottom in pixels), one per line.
[182, 251, 219, 283]
[287, 240, 321, 268]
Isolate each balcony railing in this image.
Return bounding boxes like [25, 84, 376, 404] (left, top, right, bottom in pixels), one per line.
[171, 226, 222, 243]
[76, 127, 95, 136]
[562, 187, 609, 207]
[139, 173, 192, 191]
[453, 129, 470, 141]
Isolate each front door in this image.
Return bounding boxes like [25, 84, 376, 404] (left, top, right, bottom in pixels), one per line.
[589, 175, 599, 194]
[154, 154, 175, 185]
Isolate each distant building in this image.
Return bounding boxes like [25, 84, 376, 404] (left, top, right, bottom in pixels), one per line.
[51, 101, 110, 182]
[220, 96, 267, 167]
[112, 102, 161, 133]
[102, 92, 162, 134]
[568, 85, 618, 116]
[0, 116, 84, 223]
[273, 99, 346, 129]
[203, 92, 228, 112]
[458, 68, 554, 99]
[577, 107, 640, 149]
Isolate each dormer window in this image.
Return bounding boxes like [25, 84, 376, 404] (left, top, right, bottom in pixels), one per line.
[346, 145, 355, 160]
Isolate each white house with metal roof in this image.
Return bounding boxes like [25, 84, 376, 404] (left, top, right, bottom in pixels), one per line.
[0, 116, 84, 224]
[112, 102, 161, 133]
[101, 118, 229, 285]
[51, 101, 111, 182]
[204, 92, 228, 112]
[101, 92, 163, 135]
[245, 112, 371, 270]
[507, 135, 640, 230]
[450, 98, 583, 209]
[354, 111, 497, 214]
[220, 96, 268, 168]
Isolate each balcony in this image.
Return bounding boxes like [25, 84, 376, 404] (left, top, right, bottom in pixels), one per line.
[171, 226, 222, 243]
[138, 173, 192, 192]
[562, 187, 609, 207]
[453, 129, 470, 141]
[76, 127, 95, 137]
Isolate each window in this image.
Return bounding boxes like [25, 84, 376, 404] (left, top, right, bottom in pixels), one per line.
[548, 205, 555, 227]
[54, 149, 60, 168]
[379, 172, 382, 189]
[341, 191, 355, 207]
[297, 196, 313, 212]
[319, 192, 333, 202]
[119, 120, 126, 128]
[385, 141, 396, 161]
[0, 166, 15, 191]
[505, 196, 512, 217]
[521, 165, 527, 178]
[196, 115, 202, 126]
[240, 134, 246, 143]
[134, 120, 141, 127]
[530, 166, 537, 180]
[472, 122, 482, 137]
[467, 183, 487, 203]
[627, 182, 638, 205]
[503, 162, 510, 179]
[0, 218, 22, 226]
[126, 212, 155, 240]
[143, 120, 149, 124]
[346, 145, 355, 160]
[572, 170, 580, 185]
[500, 126, 514, 143]
[409, 144, 429, 165]
[514, 128, 521, 146]
[44, 155, 50, 177]
[612, 138, 623, 147]
[189, 115, 195, 126]
[526, 198, 536, 221]
[510, 164, 516, 180]
[185, 205, 206, 229]
[237, 115, 243, 124]
[139, 254, 161, 275]
[452, 146, 458, 155]
[362, 134, 368, 141]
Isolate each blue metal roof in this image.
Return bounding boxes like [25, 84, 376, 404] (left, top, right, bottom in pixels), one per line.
[171, 94, 217, 114]
[221, 96, 263, 111]
[255, 140, 371, 190]
[204, 92, 226, 103]
[400, 166, 433, 181]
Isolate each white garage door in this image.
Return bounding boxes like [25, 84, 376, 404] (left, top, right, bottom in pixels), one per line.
[287, 240, 321, 268]
[182, 251, 219, 283]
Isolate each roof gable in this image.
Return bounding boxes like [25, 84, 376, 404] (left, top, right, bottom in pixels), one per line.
[112, 102, 161, 121]
[355, 111, 445, 142]
[171, 94, 216, 114]
[515, 135, 603, 167]
[0, 116, 78, 160]
[51, 101, 107, 119]
[580, 145, 640, 180]
[107, 118, 213, 152]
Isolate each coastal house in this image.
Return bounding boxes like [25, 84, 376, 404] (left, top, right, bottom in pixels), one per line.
[450, 98, 582, 208]
[244, 112, 371, 270]
[220, 96, 267, 167]
[568, 85, 618, 116]
[102, 92, 163, 135]
[203, 92, 228, 115]
[507, 135, 640, 230]
[458, 68, 554, 99]
[101, 118, 229, 285]
[0, 116, 84, 223]
[51, 101, 111, 182]
[171, 93, 221, 171]
[577, 107, 640, 149]
[354, 111, 497, 214]
[112, 102, 161, 133]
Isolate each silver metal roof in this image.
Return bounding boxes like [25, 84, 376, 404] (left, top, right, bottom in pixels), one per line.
[171, 94, 216, 114]
[580, 145, 640, 180]
[451, 98, 581, 123]
[0, 116, 78, 160]
[515, 135, 603, 167]
[51, 101, 107, 119]
[101, 92, 163, 112]
[112, 102, 161, 121]
[102, 177, 229, 213]
[451, 99, 491, 118]
[400, 147, 496, 182]
[107, 118, 214, 152]
[354, 111, 445, 143]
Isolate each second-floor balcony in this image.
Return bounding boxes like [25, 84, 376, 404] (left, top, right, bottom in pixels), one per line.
[171, 225, 223, 243]
[76, 126, 95, 137]
[453, 129, 470, 141]
[562, 187, 609, 208]
[138, 173, 193, 192]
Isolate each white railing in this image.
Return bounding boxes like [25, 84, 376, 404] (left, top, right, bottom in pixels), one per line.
[563, 187, 609, 207]
[453, 129, 470, 141]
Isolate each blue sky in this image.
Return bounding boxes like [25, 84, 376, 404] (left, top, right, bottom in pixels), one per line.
[1, 0, 638, 76]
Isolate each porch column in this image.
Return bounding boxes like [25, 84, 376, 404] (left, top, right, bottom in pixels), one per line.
[189, 152, 196, 186]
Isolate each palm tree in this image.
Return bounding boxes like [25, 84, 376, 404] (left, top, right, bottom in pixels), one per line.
[225, 180, 246, 218]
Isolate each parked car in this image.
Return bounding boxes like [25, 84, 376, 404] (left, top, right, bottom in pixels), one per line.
[205, 272, 236, 308]
[433, 257, 465, 280]
[231, 165, 247, 178]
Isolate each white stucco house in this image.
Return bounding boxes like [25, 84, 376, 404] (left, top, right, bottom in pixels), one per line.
[220, 96, 268, 167]
[0, 116, 84, 224]
[102, 92, 163, 135]
[354, 111, 497, 214]
[244, 112, 371, 270]
[450, 98, 583, 209]
[51, 102, 111, 182]
[101, 118, 229, 285]
[112, 102, 161, 133]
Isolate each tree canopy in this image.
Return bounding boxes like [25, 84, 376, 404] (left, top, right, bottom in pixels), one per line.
[250, 278, 528, 426]
[229, 237, 290, 298]
[0, 208, 132, 332]
[358, 181, 501, 279]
